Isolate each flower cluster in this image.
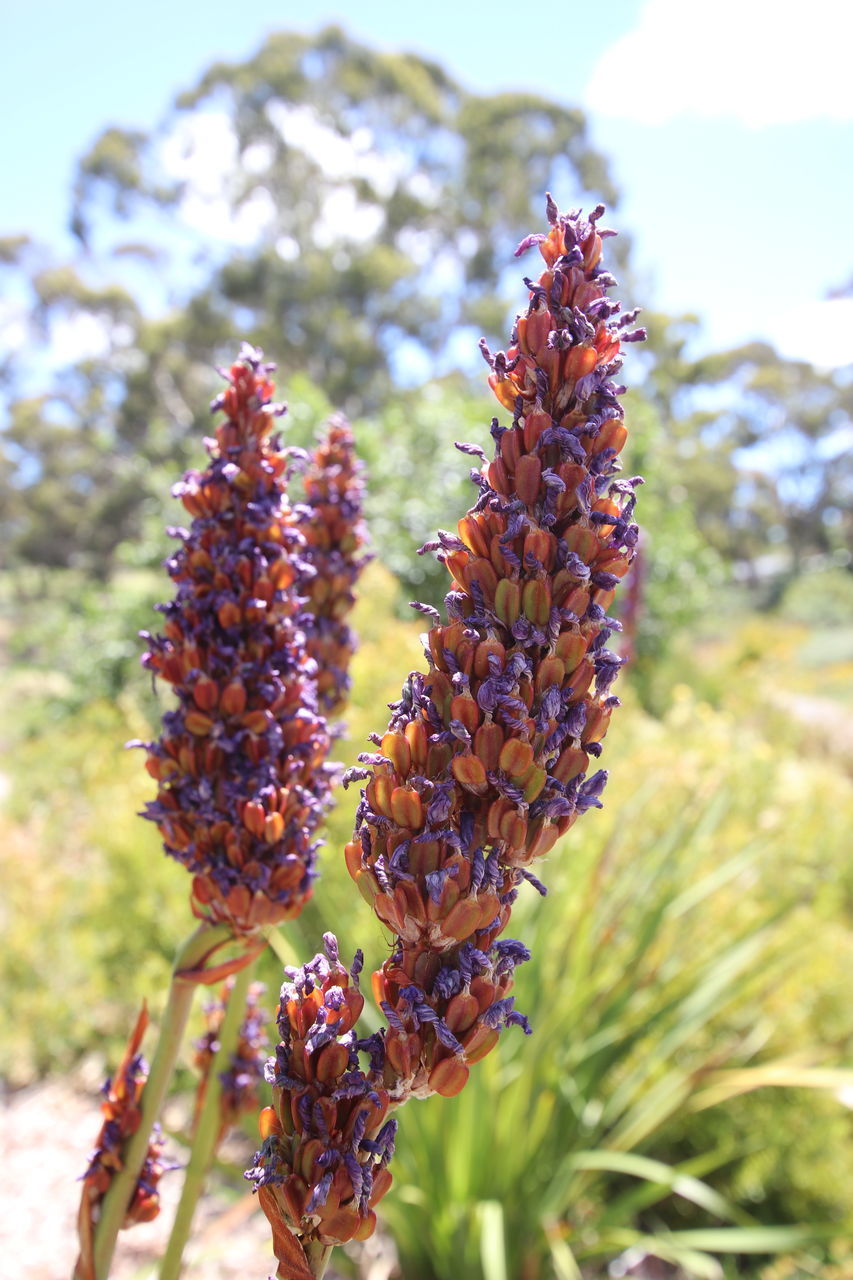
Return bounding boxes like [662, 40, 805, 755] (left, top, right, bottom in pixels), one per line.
[296, 414, 371, 716]
[193, 979, 269, 1135]
[139, 346, 336, 934]
[76, 1007, 167, 1273]
[247, 934, 396, 1268]
[343, 198, 644, 1101]
[246, 198, 642, 1277]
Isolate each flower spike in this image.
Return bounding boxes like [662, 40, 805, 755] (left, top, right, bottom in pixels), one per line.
[193, 979, 270, 1138]
[75, 1006, 169, 1279]
[247, 936, 396, 1273]
[251, 198, 644, 1279]
[296, 413, 371, 717]
[345, 198, 644, 1101]
[139, 345, 337, 934]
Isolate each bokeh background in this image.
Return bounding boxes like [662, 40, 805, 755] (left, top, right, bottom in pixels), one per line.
[1, 3, 851, 1277]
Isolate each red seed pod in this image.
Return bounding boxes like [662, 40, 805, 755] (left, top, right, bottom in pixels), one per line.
[405, 719, 429, 770]
[522, 578, 552, 627]
[474, 722, 504, 772]
[499, 426, 523, 472]
[450, 693, 481, 735]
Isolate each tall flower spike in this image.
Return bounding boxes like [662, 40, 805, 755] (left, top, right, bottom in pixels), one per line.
[139, 345, 337, 934]
[344, 198, 645, 1102]
[247, 935, 396, 1277]
[193, 979, 269, 1138]
[296, 414, 371, 716]
[76, 1006, 168, 1279]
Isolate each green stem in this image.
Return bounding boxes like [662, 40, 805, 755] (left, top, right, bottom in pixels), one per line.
[304, 1242, 333, 1279]
[89, 923, 230, 1280]
[158, 960, 255, 1280]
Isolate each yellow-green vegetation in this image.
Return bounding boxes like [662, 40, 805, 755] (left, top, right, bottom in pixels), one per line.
[1, 562, 851, 1277]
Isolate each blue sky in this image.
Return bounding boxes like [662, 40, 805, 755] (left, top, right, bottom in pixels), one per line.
[3, 0, 852, 368]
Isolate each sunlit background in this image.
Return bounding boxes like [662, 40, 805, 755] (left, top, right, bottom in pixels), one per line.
[1, 2, 851, 1278]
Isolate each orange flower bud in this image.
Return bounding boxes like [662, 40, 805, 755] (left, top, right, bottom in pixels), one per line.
[515, 453, 542, 506]
[259, 1106, 282, 1140]
[450, 693, 480, 735]
[264, 812, 285, 843]
[220, 680, 247, 715]
[390, 787, 424, 830]
[381, 731, 412, 778]
[184, 710, 214, 736]
[552, 746, 588, 785]
[463, 556, 499, 602]
[474, 722, 504, 773]
[498, 738, 534, 778]
[458, 514, 490, 558]
[592, 417, 628, 457]
[243, 801, 267, 838]
[474, 639, 506, 678]
[555, 630, 588, 670]
[494, 579, 521, 627]
[405, 719, 428, 770]
[592, 497, 621, 537]
[522, 578, 552, 627]
[428, 1057, 470, 1097]
[499, 426, 523, 472]
[451, 754, 488, 792]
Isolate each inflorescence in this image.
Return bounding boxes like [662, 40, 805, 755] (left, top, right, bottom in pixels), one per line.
[77, 1006, 168, 1265]
[138, 347, 338, 934]
[249, 197, 644, 1267]
[296, 414, 371, 718]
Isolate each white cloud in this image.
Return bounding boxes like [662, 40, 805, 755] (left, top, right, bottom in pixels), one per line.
[587, 0, 853, 126]
[762, 297, 853, 370]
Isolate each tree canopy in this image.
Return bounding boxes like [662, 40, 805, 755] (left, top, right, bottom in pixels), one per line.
[1, 24, 849, 610]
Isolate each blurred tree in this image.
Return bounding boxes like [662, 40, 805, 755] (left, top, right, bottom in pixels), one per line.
[1, 25, 617, 575]
[639, 312, 852, 582]
[70, 24, 617, 412]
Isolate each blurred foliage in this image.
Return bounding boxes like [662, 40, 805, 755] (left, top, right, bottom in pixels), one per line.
[636, 312, 853, 585]
[356, 375, 495, 607]
[777, 566, 853, 631]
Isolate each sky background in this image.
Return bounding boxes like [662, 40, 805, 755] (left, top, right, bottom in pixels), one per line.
[2, 0, 852, 369]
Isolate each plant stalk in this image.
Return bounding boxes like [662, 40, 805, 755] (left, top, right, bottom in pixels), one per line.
[88, 922, 230, 1280]
[158, 959, 255, 1280]
[304, 1242, 333, 1278]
